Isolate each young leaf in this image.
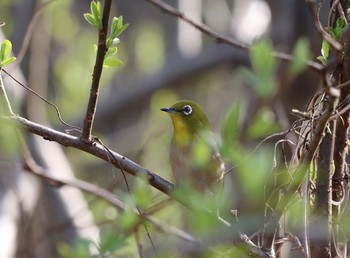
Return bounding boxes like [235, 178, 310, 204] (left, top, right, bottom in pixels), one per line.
[91, 1, 102, 30]
[250, 41, 278, 80]
[321, 39, 329, 60]
[105, 47, 118, 58]
[103, 58, 123, 67]
[0, 40, 12, 61]
[247, 41, 278, 98]
[1, 57, 16, 67]
[110, 17, 119, 39]
[289, 38, 311, 75]
[83, 13, 96, 27]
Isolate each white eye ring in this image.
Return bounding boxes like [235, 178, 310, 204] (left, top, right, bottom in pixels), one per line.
[182, 105, 192, 116]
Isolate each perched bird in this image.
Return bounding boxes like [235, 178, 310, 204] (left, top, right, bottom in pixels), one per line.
[161, 100, 224, 193]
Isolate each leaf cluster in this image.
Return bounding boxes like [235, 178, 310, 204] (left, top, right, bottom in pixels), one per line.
[317, 17, 347, 64]
[84, 1, 129, 67]
[0, 40, 16, 68]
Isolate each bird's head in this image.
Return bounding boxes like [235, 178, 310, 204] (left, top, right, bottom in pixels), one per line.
[161, 100, 211, 143]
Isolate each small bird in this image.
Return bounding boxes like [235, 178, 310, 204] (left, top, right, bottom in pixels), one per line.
[161, 100, 224, 193]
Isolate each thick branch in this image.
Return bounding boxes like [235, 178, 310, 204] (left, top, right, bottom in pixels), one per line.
[7, 115, 175, 195]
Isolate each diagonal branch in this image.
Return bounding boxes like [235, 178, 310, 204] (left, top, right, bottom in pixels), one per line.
[145, 0, 324, 72]
[305, 0, 342, 52]
[6, 115, 175, 194]
[23, 158, 201, 245]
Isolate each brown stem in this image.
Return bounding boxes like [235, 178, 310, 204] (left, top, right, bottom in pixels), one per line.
[262, 77, 340, 252]
[8, 115, 175, 195]
[82, 0, 112, 141]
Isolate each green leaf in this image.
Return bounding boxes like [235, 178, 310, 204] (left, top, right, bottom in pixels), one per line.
[317, 55, 327, 65]
[222, 101, 242, 147]
[247, 108, 280, 138]
[289, 38, 311, 75]
[103, 57, 123, 67]
[321, 39, 329, 60]
[91, 1, 102, 30]
[241, 68, 275, 98]
[110, 16, 129, 39]
[132, 176, 151, 208]
[0, 57, 16, 67]
[90, 1, 99, 20]
[110, 17, 119, 39]
[247, 41, 278, 98]
[105, 47, 118, 58]
[116, 23, 129, 38]
[98, 232, 127, 254]
[57, 239, 91, 258]
[83, 13, 96, 27]
[250, 41, 278, 79]
[0, 40, 12, 61]
[334, 17, 347, 39]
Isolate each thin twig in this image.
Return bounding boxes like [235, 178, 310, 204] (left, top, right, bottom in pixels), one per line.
[0, 71, 14, 115]
[96, 138, 157, 255]
[145, 0, 324, 72]
[262, 74, 340, 251]
[23, 157, 202, 246]
[306, 0, 342, 51]
[3, 69, 81, 131]
[14, 1, 56, 66]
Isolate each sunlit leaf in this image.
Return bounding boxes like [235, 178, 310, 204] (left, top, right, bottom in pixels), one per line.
[103, 57, 123, 67]
[0, 57, 16, 67]
[83, 13, 96, 27]
[0, 40, 12, 61]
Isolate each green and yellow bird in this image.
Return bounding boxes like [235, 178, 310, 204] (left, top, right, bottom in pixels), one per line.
[161, 100, 224, 193]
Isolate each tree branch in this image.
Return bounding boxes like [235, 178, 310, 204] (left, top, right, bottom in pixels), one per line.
[262, 75, 340, 251]
[0, 71, 14, 115]
[82, 0, 112, 141]
[145, 0, 324, 72]
[23, 158, 201, 245]
[6, 115, 175, 195]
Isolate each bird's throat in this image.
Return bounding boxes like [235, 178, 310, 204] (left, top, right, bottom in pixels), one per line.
[170, 115, 193, 145]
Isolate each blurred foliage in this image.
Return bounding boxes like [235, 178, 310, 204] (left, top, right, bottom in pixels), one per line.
[3, 0, 348, 256]
[289, 37, 311, 76]
[247, 107, 281, 138]
[57, 239, 91, 258]
[242, 40, 278, 99]
[135, 20, 165, 73]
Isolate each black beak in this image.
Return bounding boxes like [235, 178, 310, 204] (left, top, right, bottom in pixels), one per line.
[160, 107, 176, 113]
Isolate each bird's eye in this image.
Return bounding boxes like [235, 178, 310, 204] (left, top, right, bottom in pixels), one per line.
[182, 105, 192, 116]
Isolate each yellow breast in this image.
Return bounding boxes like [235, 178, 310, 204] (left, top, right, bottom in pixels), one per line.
[170, 114, 193, 145]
